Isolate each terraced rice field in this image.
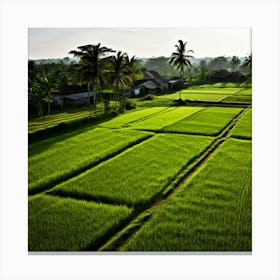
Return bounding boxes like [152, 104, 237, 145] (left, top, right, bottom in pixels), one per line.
[120, 138, 252, 251]
[162, 107, 242, 135]
[28, 86, 252, 252]
[159, 87, 244, 102]
[230, 109, 252, 139]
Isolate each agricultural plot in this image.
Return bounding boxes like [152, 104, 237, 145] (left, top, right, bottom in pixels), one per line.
[99, 107, 170, 128]
[29, 194, 132, 251]
[29, 127, 153, 193]
[28, 107, 102, 134]
[128, 107, 203, 131]
[49, 134, 214, 206]
[159, 87, 242, 102]
[121, 138, 252, 251]
[162, 107, 242, 136]
[230, 109, 252, 139]
[28, 84, 252, 252]
[222, 88, 252, 103]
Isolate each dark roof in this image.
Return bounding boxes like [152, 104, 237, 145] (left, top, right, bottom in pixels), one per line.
[136, 81, 159, 90]
[63, 92, 95, 101]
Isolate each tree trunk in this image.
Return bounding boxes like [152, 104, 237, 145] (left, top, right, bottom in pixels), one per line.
[36, 103, 43, 117]
[87, 83, 91, 104]
[47, 92, 51, 115]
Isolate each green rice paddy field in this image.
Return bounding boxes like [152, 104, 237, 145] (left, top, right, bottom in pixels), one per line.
[28, 86, 252, 252]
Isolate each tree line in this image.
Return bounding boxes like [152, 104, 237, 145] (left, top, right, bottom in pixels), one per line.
[28, 40, 252, 117]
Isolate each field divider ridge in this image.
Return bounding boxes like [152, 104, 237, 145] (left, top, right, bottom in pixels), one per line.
[28, 133, 155, 196]
[96, 107, 249, 251]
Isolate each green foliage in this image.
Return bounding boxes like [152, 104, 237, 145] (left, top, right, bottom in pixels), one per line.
[231, 109, 252, 139]
[29, 195, 132, 251]
[29, 128, 153, 193]
[121, 138, 251, 251]
[163, 107, 242, 135]
[49, 134, 214, 206]
[143, 56, 179, 77]
[124, 98, 137, 110]
[129, 107, 202, 131]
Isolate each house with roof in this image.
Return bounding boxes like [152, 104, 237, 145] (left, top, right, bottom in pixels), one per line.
[52, 91, 96, 107]
[131, 68, 169, 96]
[167, 77, 189, 91]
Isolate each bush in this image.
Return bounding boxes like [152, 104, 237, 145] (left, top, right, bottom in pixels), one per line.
[125, 99, 136, 110]
[119, 98, 137, 113]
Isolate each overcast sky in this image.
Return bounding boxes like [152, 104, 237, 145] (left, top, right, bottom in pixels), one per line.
[28, 28, 251, 59]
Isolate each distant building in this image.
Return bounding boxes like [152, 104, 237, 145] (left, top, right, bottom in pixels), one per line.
[63, 92, 96, 106]
[52, 91, 96, 107]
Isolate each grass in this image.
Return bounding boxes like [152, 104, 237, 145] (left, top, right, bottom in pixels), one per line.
[49, 134, 214, 206]
[190, 82, 251, 88]
[222, 95, 252, 103]
[230, 109, 252, 139]
[162, 107, 242, 136]
[28, 103, 106, 133]
[28, 127, 153, 193]
[120, 138, 252, 251]
[28, 194, 132, 251]
[98, 107, 170, 128]
[128, 107, 203, 131]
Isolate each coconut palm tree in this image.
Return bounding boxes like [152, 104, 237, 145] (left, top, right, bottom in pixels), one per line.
[231, 56, 241, 72]
[109, 51, 132, 110]
[125, 55, 142, 86]
[169, 40, 194, 100]
[35, 74, 58, 115]
[243, 53, 252, 70]
[69, 44, 114, 103]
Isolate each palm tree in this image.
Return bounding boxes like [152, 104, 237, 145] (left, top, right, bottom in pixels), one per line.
[170, 40, 194, 100]
[109, 51, 132, 110]
[69, 44, 114, 104]
[243, 53, 252, 70]
[231, 56, 241, 72]
[125, 55, 142, 86]
[35, 74, 57, 115]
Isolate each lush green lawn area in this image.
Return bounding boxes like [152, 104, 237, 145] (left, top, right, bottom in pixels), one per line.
[162, 107, 242, 136]
[29, 194, 132, 251]
[128, 107, 203, 131]
[29, 128, 153, 193]
[99, 107, 170, 128]
[231, 109, 252, 139]
[120, 138, 252, 251]
[49, 134, 214, 206]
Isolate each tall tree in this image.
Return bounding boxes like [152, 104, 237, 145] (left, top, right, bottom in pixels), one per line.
[125, 55, 142, 86]
[242, 53, 252, 70]
[231, 56, 241, 72]
[35, 74, 57, 115]
[109, 51, 132, 110]
[69, 44, 114, 104]
[169, 40, 194, 99]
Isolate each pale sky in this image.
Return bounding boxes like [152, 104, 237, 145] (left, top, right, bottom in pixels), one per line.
[28, 28, 251, 60]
